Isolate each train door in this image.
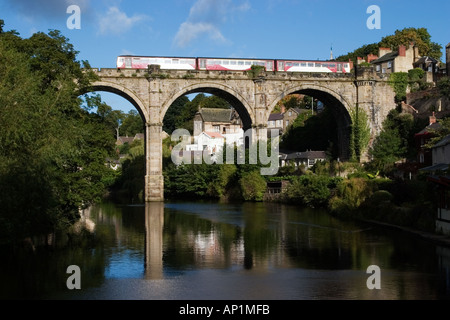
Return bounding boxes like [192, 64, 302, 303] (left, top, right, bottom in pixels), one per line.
[278, 61, 285, 71]
[199, 59, 207, 70]
[267, 61, 273, 71]
[337, 63, 343, 73]
[125, 57, 132, 68]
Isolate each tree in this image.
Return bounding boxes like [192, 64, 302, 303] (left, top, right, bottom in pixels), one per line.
[240, 170, 267, 202]
[0, 23, 115, 243]
[369, 110, 416, 172]
[163, 96, 189, 134]
[379, 27, 442, 61]
[336, 27, 443, 63]
[120, 110, 144, 137]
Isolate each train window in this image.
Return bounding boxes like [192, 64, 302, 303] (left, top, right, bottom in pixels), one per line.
[344, 64, 349, 68]
[165, 60, 171, 64]
[293, 63, 299, 67]
[330, 64, 336, 68]
[301, 63, 307, 67]
[322, 64, 329, 68]
[238, 61, 244, 66]
[199, 59, 207, 68]
[230, 61, 237, 65]
[245, 61, 252, 65]
[279, 62, 285, 70]
[173, 59, 179, 64]
[308, 63, 314, 67]
[315, 63, 321, 67]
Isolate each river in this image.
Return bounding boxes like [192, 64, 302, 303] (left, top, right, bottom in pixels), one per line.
[1, 200, 450, 300]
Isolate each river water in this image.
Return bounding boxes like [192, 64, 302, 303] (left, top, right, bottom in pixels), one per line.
[1, 200, 450, 300]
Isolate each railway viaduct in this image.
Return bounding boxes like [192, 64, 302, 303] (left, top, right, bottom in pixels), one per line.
[88, 66, 396, 202]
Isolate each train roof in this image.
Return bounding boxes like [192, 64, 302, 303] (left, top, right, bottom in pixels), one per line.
[117, 55, 348, 63]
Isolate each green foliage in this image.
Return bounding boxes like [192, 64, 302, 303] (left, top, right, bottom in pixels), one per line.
[424, 117, 450, 149]
[163, 96, 190, 134]
[239, 170, 267, 202]
[281, 106, 339, 159]
[163, 94, 231, 134]
[285, 174, 341, 208]
[328, 178, 374, 215]
[120, 109, 144, 137]
[388, 72, 409, 102]
[0, 23, 116, 243]
[437, 76, 450, 99]
[349, 107, 371, 162]
[337, 27, 443, 63]
[369, 110, 418, 173]
[379, 27, 442, 61]
[247, 65, 266, 78]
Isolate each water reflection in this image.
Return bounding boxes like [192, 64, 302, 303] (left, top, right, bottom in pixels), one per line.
[1, 201, 450, 300]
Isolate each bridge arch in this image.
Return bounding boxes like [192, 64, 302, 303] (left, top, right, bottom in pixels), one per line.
[269, 83, 356, 160]
[85, 80, 150, 124]
[161, 82, 254, 131]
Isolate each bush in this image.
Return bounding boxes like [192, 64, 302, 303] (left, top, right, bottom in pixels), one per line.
[329, 178, 374, 215]
[285, 174, 340, 208]
[240, 170, 267, 202]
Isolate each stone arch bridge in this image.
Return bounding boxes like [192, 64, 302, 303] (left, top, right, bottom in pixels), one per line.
[87, 66, 396, 202]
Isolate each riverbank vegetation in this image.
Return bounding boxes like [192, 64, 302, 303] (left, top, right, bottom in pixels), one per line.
[0, 22, 118, 245]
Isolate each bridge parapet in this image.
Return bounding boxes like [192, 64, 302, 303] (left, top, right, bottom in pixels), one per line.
[92, 68, 363, 82]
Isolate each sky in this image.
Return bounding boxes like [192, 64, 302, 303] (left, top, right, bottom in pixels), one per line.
[1, 0, 450, 113]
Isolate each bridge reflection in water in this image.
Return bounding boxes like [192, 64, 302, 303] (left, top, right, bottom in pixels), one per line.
[138, 201, 450, 299]
[145, 202, 164, 280]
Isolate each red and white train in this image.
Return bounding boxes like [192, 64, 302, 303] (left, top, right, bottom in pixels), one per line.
[116, 56, 352, 73]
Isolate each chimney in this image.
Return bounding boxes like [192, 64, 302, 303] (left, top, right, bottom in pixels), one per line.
[379, 47, 392, 58]
[398, 45, 406, 57]
[413, 45, 420, 63]
[281, 105, 286, 114]
[367, 54, 379, 63]
[430, 112, 437, 126]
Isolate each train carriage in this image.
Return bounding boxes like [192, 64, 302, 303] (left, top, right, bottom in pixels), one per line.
[116, 55, 352, 73]
[197, 58, 275, 72]
[276, 60, 351, 73]
[117, 56, 197, 70]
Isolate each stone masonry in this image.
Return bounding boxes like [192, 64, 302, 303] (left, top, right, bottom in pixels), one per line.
[89, 67, 396, 202]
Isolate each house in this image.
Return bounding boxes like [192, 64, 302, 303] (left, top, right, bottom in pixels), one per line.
[267, 106, 308, 135]
[414, 113, 441, 166]
[371, 44, 420, 74]
[284, 151, 327, 169]
[193, 108, 242, 137]
[186, 131, 225, 154]
[267, 113, 284, 135]
[423, 134, 450, 235]
[413, 56, 440, 82]
[116, 133, 144, 146]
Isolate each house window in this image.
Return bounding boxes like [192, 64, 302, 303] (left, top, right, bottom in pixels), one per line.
[387, 61, 392, 69]
[286, 120, 289, 127]
[288, 111, 292, 116]
[376, 65, 381, 72]
[213, 125, 220, 132]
